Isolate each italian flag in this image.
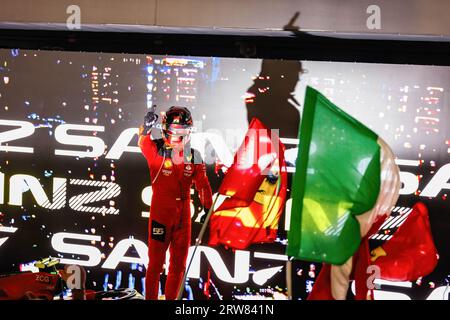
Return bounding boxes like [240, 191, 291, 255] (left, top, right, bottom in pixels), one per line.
[287, 87, 400, 298]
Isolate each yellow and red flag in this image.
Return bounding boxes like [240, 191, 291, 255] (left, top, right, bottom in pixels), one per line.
[371, 202, 439, 281]
[208, 118, 287, 250]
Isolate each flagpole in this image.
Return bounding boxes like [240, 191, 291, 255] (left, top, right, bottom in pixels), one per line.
[286, 257, 293, 300]
[176, 194, 219, 300]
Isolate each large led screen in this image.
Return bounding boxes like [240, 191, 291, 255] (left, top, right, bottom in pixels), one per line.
[0, 49, 449, 300]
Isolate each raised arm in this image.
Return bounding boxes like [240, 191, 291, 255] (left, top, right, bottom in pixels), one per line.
[138, 105, 159, 162]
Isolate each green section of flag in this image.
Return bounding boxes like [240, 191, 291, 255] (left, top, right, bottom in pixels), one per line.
[287, 86, 381, 265]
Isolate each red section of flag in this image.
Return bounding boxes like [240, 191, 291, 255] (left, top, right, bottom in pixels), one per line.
[349, 216, 387, 300]
[209, 118, 287, 249]
[352, 236, 373, 300]
[307, 263, 335, 300]
[217, 118, 281, 207]
[372, 202, 438, 281]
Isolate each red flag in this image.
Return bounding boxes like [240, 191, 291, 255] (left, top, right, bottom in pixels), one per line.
[208, 118, 287, 249]
[371, 202, 439, 281]
[217, 118, 280, 207]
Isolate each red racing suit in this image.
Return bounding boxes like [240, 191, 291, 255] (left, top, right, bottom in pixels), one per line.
[139, 134, 213, 300]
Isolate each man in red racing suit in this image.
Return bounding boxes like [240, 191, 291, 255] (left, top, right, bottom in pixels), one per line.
[138, 106, 212, 300]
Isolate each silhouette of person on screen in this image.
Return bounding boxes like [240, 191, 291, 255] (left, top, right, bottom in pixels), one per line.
[245, 59, 303, 140]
